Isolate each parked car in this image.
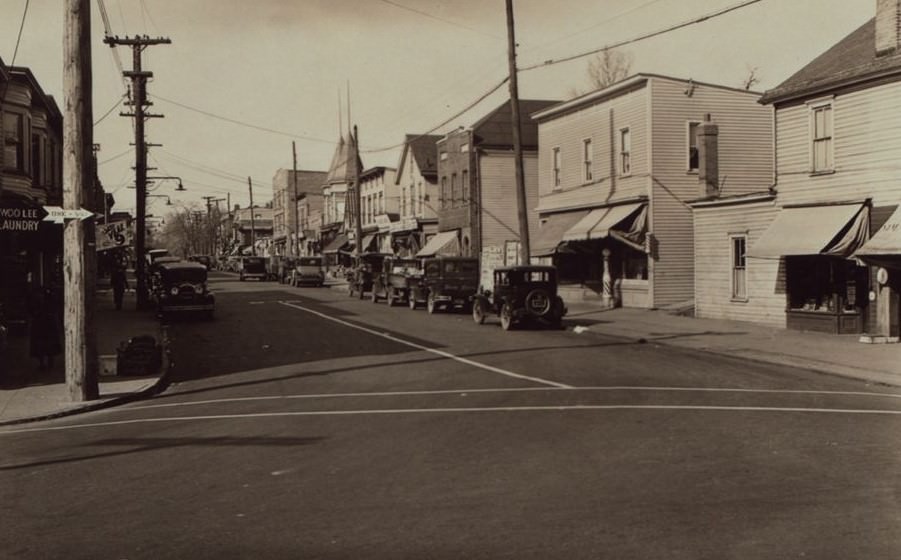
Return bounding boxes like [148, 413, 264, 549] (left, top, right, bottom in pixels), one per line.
[471, 265, 566, 331]
[148, 256, 181, 300]
[291, 256, 325, 287]
[346, 253, 391, 299]
[154, 261, 215, 320]
[409, 256, 479, 314]
[370, 257, 421, 306]
[239, 256, 268, 281]
[188, 254, 212, 268]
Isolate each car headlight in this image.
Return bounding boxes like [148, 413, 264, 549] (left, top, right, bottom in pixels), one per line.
[170, 287, 179, 296]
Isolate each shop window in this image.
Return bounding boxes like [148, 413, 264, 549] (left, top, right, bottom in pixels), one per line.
[731, 236, 747, 300]
[621, 245, 648, 280]
[786, 256, 866, 314]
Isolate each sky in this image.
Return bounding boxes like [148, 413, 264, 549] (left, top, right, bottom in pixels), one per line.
[0, 0, 878, 216]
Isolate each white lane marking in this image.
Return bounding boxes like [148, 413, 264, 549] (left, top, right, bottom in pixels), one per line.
[4, 404, 901, 435]
[277, 300, 570, 389]
[124, 385, 901, 412]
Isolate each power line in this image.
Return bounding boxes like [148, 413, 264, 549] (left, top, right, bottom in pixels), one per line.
[375, 0, 504, 41]
[156, 149, 275, 189]
[151, 93, 337, 145]
[93, 94, 125, 126]
[9, 0, 30, 67]
[98, 147, 133, 166]
[520, 0, 766, 72]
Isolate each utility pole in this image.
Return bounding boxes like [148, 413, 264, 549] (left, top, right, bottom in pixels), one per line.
[105, 33, 171, 309]
[292, 141, 300, 257]
[505, 0, 530, 265]
[351, 125, 363, 257]
[63, 0, 98, 401]
[248, 177, 256, 256]
[202, 195, 216, 255]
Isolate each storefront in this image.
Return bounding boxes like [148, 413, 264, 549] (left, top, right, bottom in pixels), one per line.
[749, 202, 870, 334]
[854, 205, 901, 340]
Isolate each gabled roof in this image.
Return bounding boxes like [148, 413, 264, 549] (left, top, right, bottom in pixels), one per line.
[274, 169, 328, 197]
[760, 18, 901, 105]
[325, 135, 364, 185]
[470, 99, 560, 149]
[396, 134, 441, 180]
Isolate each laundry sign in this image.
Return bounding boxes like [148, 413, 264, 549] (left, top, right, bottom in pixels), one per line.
[0, 202, 48, 232]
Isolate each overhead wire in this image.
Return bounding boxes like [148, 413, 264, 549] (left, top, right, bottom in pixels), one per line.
[0, 0, 30, 103]
[375, 0, 504, 41]
[93, 94, 125, 126]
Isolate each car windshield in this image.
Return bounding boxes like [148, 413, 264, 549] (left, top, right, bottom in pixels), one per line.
[161, 268, 207, 284]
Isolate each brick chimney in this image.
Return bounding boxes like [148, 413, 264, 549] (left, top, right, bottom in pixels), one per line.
[876, 0, 901, 56]
[697, 114, 719, 198]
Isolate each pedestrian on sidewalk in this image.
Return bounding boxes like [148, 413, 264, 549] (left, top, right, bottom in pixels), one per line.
[111, 263, 129, 311]
[29, 287, 61, 371]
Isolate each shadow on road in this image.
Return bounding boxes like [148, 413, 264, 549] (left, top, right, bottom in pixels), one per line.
[0, 435, 325, 471]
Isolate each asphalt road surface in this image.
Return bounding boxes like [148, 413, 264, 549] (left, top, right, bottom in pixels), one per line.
[3, 270, 900, 559]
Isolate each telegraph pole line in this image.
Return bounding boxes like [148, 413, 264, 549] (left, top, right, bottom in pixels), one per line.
[63, 0, 98, 401]
[104, 34, 171, 309]
[292, 141, 300, 258]
[248, 177, 256, 256]
[505, 0, 530, 265]
[202, 195, 216, 255]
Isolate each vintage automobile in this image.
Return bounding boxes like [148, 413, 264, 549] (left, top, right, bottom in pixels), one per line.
[471, 265, 566, 331]
[346, 253, 391, 299]
[292, 256, 325, 287]
[147, 256, 181, 299]
[239, 256, 268, 281]
[409, 256, 479, 314]
[154, 261, 215, 320]
[188, 255, 212, 269]
[370, 257, 421, 306]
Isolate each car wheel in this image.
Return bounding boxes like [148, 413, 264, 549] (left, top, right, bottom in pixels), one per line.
[427, 294, 437, 314]
[500, 304, 514, 331]
[472, 300, 485, 325]
[358, 287, 365, 300]
[348, 285, 355, 297]
[387, 288, 396, 307]
[371, 289, 379, 303]
[239, 274, 244, 281]
[408, 296, 417, 310]
[524, 288, 552, 317]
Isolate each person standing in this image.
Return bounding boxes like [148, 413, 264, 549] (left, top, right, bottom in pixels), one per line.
[111, 264, 128, 311]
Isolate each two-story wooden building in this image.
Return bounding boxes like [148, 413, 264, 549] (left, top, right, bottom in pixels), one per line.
[392, 134, 440, 257]
[693, 1, 901, 339]
[421, 100, 558, 285]
[532, 74, 773, 309]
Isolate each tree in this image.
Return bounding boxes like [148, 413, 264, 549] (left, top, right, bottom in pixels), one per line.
[742, 64, 760, 90]
[569, 48, 633, 97]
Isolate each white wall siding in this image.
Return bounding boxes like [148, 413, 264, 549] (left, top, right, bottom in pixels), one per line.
[650, 77, 774, 307]
[479, 152, 539, 250]
[536, 84, 649, 212]
[694, 200, 785, 328]
[775, 80, 901, 208]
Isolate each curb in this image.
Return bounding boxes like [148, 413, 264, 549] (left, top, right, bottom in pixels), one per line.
[0, 324, 172, 427]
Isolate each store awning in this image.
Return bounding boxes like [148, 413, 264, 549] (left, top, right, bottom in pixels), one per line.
[531, 210, 589, 257]
[562, 202, 644, 242]
[322, 233, 349, 254]
[360, 234, 377, 253]
[748, 203, 867, 258]
[415, 230, 459, 258]
[855, 205, 901, 267]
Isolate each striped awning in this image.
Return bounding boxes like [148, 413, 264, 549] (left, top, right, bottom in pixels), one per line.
[748, 203, 867, 258]
[562, 203, 645, 242]
[531, 210, 589, 257]
[416, 230, 459, 258]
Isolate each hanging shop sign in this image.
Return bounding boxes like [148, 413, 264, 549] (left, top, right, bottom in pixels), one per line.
[97, 220, 134, 252]
[0, 201, 48, 233]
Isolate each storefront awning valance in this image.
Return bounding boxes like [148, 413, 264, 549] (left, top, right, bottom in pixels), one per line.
[854, 205, 901, 267]
[416, 230, 459, 258]
[531, 210, 589, 257]
[360, 233, 377, 253]
[562, 203, 644, 242]
[748, 203, 868, 259]
[322, 233, 349, 254]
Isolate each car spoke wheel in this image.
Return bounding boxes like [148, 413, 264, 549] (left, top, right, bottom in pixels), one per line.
[472, 301, 485, 325]
[500, 304, 514, 331]
[371, 289, 378, 303]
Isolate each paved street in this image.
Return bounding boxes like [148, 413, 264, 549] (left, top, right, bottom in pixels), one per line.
[2, 271, 901, 559]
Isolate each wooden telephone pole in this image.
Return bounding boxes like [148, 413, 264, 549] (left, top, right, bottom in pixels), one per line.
[351, 125, 363, 257]
[292, 141, 300, 257]
[104, 34, 171, 309]
[248, 177, 256, 256]
[63, 0, 98, 401]
[505, 0, 530, 265]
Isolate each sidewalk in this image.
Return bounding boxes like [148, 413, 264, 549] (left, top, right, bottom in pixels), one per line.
[0, 286, 169, 425]
[564, 301, 901, 387]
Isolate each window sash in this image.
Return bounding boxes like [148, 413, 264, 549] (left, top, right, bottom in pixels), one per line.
[620, 129, 631, 176]
[810, 105, 833, 172]
[582, 139, 593, 181]
[731, 236, 747, 299]
[552, 148, 561, 187]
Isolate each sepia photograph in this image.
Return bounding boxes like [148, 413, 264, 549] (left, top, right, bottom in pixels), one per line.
[1, 0, 900, 557]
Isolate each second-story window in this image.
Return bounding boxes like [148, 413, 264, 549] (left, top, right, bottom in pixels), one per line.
[462, 170, 469, 202]
[379, 192, 384, 214]
[417, 181, 424, 215]
[582, 138, 593, 182]
[401, 187, 407, 216]
[552, 147, 561, 188]
[451, 173, 457, 206]
[811, 102, 833, 173]
[731, 235, 747, 301]
[441, 176, 448, 209]
[3, 112, 25, 173]
[620, 128, 632, 176]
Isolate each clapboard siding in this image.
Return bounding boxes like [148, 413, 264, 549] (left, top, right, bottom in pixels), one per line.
[479, 152, 539, 250]
[536, 83, 649, 212]
[650, 77, 774, 307]
[694, 200, 786, 327]
[775, 79, 901, 207]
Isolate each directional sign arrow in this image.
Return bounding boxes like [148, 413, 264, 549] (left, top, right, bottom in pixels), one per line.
[42, 206, 94, 224]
